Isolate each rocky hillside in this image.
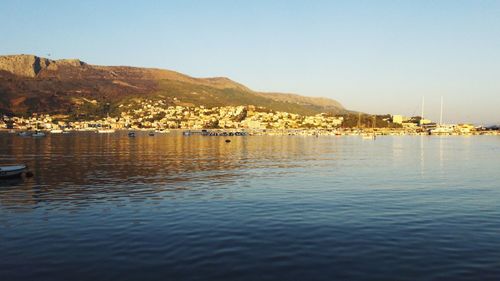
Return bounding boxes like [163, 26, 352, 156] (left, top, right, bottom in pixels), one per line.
[0, 54, 347, 117]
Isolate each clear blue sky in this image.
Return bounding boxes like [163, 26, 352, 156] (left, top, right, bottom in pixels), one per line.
[1, 0, 499, 123]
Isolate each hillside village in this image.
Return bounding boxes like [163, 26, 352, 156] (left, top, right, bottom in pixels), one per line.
[0, 99, 342, 131]
[0, 98, 497, 136]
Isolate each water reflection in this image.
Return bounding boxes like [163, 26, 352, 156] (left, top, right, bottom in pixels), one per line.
[420, 136, 425, 177]
[0, 133, 337, 207]
[1, 133, 500, 281]
[1, 133, 498, 208]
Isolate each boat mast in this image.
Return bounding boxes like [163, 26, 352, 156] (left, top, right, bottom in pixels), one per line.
[421, 96, 425, 128]
[372, 115, 376, 136]
[440, 96, 443, 125]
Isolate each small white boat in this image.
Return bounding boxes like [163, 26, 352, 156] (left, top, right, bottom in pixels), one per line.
[32, 131, 46, 137]
[362, 133, 376, 140]
[430, 125, 454, 135]
[97, 129, 116, 134]
[50, 129, 63, 134]
[0, 164, 27, 179]
[18, 131, 31, 137]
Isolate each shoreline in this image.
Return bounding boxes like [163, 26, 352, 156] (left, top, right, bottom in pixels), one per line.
[1, 128, 498, 136]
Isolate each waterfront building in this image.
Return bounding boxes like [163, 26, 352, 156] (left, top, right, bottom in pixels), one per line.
[392, 115, 404, 124]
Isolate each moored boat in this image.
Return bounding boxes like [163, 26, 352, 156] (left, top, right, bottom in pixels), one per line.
[0, 164, 27, 179]
[128, 132, 136, 137]
[361, 133, 376, 140]
[430, 125, 454, 135]
[32, 131, 46, 137]
[97, 129, 116, 134]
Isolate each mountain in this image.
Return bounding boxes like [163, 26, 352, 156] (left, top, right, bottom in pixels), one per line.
[0, 54, 347, 117]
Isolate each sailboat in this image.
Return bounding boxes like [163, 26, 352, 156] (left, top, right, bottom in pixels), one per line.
[420, 96, 425, 130]
[431, 96, 453, 135]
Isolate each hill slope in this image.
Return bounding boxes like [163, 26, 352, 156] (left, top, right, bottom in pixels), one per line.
[0, 54, 347, 117]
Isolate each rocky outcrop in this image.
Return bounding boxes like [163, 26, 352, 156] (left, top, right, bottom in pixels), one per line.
[0, 55, 52, 77]
[0, 55, 87, 78]
[52, 59, 86, 67]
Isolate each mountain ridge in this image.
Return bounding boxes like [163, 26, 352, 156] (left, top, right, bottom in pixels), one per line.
[0, 54, 347, 117]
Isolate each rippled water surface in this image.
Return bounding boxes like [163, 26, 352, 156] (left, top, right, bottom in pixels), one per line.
[1, 132, 500, 280]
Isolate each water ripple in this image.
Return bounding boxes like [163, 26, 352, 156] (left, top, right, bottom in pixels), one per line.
[0, 134, 500, 280]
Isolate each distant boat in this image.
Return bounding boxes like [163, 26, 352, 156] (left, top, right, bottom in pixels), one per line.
[18, 131, 30, 137]
[148, 131, 155, 136]
[128, 132, 136, 137]
[50, 129, 63, 134]
[97, 129, 116, 134]
[431, 126, 454, 135]
[0, 164, 27, 179]
[430, 96, 453, 135]
[362, 133, 376, 140]
[32, 131, 46, 137]
[155, 129, 170, 134]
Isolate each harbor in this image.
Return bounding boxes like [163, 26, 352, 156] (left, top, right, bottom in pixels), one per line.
[3, 126, 499, 138]
[2, 97, 497, 138]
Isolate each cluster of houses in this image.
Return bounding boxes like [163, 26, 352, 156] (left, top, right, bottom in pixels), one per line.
[118, 99, 345, 130]
[0, 99, 344, 131]
[0, 99, 497, 136]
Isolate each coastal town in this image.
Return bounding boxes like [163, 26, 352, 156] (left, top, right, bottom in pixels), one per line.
[0, 98, 498, 136]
